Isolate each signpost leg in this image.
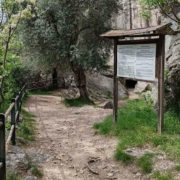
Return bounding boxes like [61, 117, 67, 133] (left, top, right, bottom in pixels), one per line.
[113, 39, 118, 123]
[158, 35, 165, 134]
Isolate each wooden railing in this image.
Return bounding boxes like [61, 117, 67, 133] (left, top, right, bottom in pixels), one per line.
[0, 85, 26, 180]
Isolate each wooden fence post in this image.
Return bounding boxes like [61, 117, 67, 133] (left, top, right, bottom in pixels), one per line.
[113, 38, 118, 123]
[11, 99, 16, 145]
[0, 114, 6, 180]
[16, 96, 20, 123]
[158, 35, 165, 134]
[19, 91, 23, 114]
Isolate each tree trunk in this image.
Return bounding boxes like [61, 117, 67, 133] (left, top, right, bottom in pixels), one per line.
[52, 68, 58, 88]
[70, 63, 90, 101]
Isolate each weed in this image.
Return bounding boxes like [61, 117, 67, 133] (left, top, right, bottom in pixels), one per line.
[93, 117, 113, 135]
[7, 172, 21, 180]
[175, 165, 180, 171]
[153, 171, 172, 180]
[17, 109, 35, 141]
[31, 164, 43, 178]
[137, 153, 153, 173]
[27, 156, 43, 178]
[114, 150, 134, 165]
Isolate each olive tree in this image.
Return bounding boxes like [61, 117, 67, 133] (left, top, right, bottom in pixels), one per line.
[21, 0, 119, 101]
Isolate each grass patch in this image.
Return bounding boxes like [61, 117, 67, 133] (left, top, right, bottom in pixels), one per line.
[27, 157, 43, 178]
[17, 109, 36, 141]
[30, 164, 43, 178]
[175, 165, 180, 171]
[114, 150, 134, 165]
[137, 153, 153, 173]
[94, 99, 180, 161]
[64, 97, 94, 107]
[153, 171, 172, 180]
[7, 172, 22, 180]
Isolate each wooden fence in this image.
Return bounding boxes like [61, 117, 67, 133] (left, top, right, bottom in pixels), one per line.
[0, 85, 26, 180]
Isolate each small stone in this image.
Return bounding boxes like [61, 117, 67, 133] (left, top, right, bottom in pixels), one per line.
[108, 172, 114, 177]
[24, 176, 37, 180]
[136, 172, 141, 176]
[103, 101, 113, 109]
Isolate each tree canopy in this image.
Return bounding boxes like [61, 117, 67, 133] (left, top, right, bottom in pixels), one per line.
[0, 0, 34, 108]
[140, 0, 180, 24]
[21, 0, 119, 100]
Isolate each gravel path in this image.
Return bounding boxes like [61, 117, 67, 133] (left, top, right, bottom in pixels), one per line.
[25, 95, 146, 180]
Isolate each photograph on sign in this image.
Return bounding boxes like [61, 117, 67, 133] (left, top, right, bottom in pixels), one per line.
[117, 44, 156, 81]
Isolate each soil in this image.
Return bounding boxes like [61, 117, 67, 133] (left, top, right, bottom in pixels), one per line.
[24, 95, 147, 180]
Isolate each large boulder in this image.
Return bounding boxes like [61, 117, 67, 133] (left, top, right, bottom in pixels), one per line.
[86, 72, 128, 100]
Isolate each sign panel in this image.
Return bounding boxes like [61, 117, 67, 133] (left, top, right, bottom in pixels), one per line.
[117, 44, 156, 81]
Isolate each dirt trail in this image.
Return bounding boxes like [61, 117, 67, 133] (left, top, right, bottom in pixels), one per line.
[25, 95, 145, 180]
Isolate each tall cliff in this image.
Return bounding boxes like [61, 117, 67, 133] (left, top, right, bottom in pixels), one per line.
[113, 0, 161, 29]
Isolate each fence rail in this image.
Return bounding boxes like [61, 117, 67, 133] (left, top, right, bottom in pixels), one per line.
[0, 85, 26, 180]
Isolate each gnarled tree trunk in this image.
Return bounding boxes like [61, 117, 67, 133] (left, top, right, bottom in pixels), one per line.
[70, 62, 90, 101]
[52, 68, 58, 88]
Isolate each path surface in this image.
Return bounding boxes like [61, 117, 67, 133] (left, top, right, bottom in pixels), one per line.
[25, 95, 145, 180]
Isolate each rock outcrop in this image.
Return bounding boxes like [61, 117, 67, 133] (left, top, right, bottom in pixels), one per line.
[86, 72, 128, 100]
[166, 33, 180, 110]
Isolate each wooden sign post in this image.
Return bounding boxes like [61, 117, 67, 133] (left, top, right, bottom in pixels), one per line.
[101, 23, 176, 134]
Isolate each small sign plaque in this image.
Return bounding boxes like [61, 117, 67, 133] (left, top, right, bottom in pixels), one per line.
[117, 44, 156, 81]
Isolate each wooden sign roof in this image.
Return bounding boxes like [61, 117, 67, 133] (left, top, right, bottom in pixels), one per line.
[101, 23, 176, 38]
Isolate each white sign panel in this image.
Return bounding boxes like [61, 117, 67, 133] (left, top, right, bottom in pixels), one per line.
[117, 44, 156, 81]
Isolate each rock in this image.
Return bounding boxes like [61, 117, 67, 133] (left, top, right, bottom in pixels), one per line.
[166, 32, 180, 110]
[103, 101, 113, 109]
[108, 172, 114, 177]
[6, 146, 29, 171]
[135, 172, 141, 177]
[113, 0, 161, 30]
[86, 72, 128, 100]
[24, 176, 37, 180]
[134, 82, 152, 94]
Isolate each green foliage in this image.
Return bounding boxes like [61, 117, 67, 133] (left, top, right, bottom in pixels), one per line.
[27, 156, 43, 178]
[17, 109, 35, 141]
[0, 0, 34, 111]
[0, 39, 22, 112]
[175, 165, 180, 171]
[140, 0, 180, 24]
[20, 0, 119, 78]
[153, 171, 173, 180]
[94, 99, 180, 161]
[137, 153, 153, 173]
[114, 150, 134, 165]
[6, 120, 11, 130]
[64, 97, 94, 107]
[7, 172, 22, 180]
[30, 164, 43, 178]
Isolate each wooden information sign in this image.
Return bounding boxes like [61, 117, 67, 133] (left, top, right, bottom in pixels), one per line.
[117, 44, 156, 81]
[101, 23, 176, 134]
